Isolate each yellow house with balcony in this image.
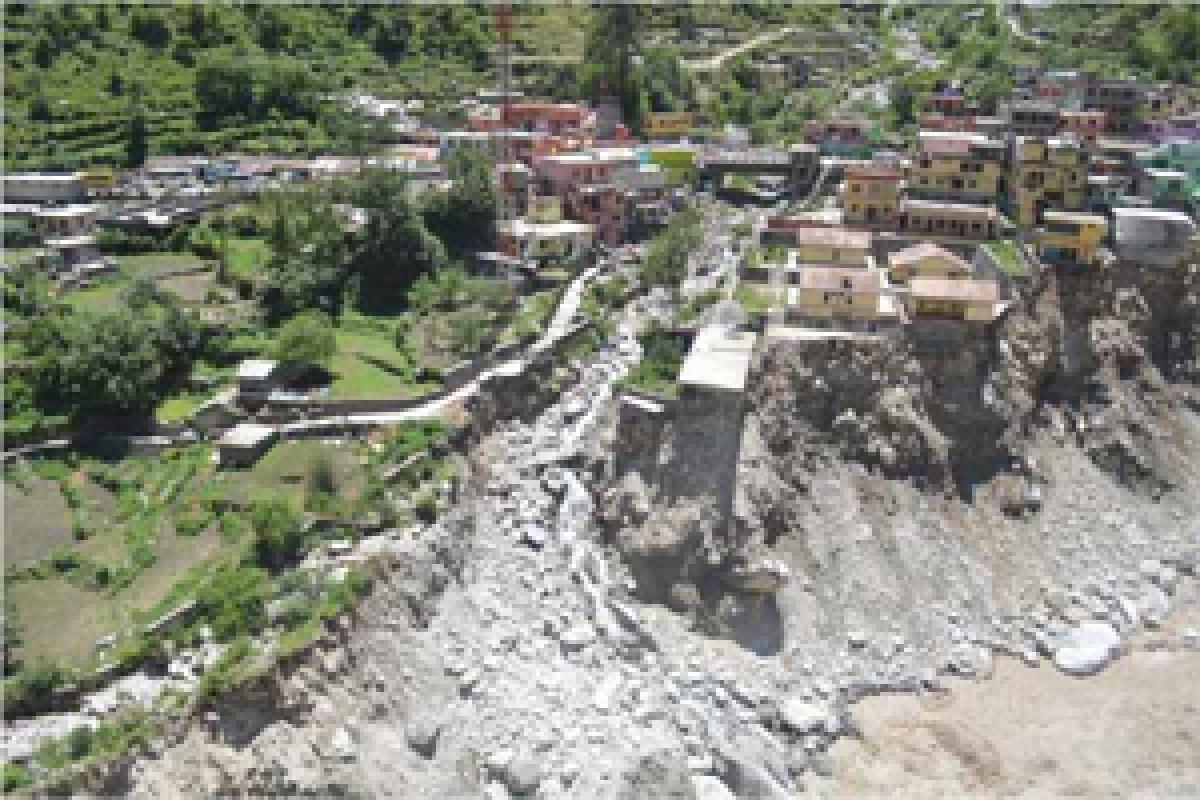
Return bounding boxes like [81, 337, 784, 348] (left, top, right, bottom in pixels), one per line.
[842, 165, 903, 227]
[907, 132, 1005, 205]
[789, 226, 873, 267]
[1010, 136, 1088, 227]
[886, 241, 974, 283]
[1036, 210, 1108, 266]
[786, 265, 892, 322]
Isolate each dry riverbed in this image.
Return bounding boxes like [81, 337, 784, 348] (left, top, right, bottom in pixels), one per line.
[817, 604, 1200, 799]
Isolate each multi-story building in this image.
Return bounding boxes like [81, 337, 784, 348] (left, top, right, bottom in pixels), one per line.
[1083, 79, 1145, 135]
[787, 225, 873, 268]
[886, 241, 974, 283]
[921, 88, 972, 118]
[897, 198, 1000, 240]
[804, 116, 876, 158]
[1035, 210, 1108, 267]
[842, 164, 903, 227]
[906, 277, 1000, 323]
[1008, 136, 1087, 227]
[1007, 102, 1062, 137]
[1059, 110, 1107, 146]
[1110, 207, 1197, 266]
[907, 131, 1005, 205]
[784, 264, 897, 328]
[1137, 140, 1200, 211]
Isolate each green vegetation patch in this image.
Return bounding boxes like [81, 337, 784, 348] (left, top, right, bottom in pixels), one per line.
[984, 240, 1032, 278]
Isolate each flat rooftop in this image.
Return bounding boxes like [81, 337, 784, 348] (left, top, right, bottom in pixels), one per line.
[219, 423, 276, 448]
[678, 327, 757, 393]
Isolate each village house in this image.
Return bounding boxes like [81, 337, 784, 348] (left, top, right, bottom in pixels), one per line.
[784, 264, 897, 329]
[1035, 210, 1109, 266]
[1083, 78, 1145, 135]
[32, 204, 107, 276]
[1110, 207, 1197, 266]
[1059, 110, 1108, 146]
[1009, 136, 1088, 227]
[236, 359, 283, 408]
[496, 204, 594, 272]
[217, 423, 279, 468]
[905, 276, 1001, 323]
[921, 88, 973, 118]
[897, 198, 1000, 240]
[842, 164, 903, 228]
[2, 172, 88, 205]
[786, 225, 874, 268]
[886, 241, 974, 283]
[1006, 102, 1062, 138]
[804, 116, 876, 158]
[907, 131, 1005, 205]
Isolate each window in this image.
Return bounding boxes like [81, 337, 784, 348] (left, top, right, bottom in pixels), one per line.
[851, 204, 860, 212]
[851, 183, 862, 193]
[842, 277, 853, 290]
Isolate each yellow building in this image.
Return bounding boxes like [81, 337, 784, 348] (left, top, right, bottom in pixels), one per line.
[789, 226, 873, 267]
[886, 242, 973, 283]
[644, 112, 695, 139]
[907, 132, 1006, 204]
[907, 277, 1000, 322]
[786, 266, 892, 322]
[898, 198, 1000, 240]
[1010, 136, 1088, 227]
[1036, 210, 1108, 266]
[843, 165, 903, 227]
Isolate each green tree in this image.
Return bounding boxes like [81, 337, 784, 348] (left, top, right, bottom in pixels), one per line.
[125, 102, 149, 168]
[584, 5, 644, 131]
[639, 209, 702, 290]
[249, 500, 304, 571]
[424, 147, 498, 255]
[349, 168, 446, 313]
[273, 310, 336, 372]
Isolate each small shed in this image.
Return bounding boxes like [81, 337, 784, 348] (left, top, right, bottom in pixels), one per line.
[217, 423, 278, 467]
[236, 359, 281, 406]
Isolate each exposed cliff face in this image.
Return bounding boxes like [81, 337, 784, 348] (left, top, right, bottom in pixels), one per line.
[606, 246, 1200, 658]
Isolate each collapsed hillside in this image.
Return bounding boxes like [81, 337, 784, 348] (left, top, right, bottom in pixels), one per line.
[99, 253, 1200, 799]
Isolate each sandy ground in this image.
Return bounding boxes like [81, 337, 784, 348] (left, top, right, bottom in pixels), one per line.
[815, 605, 1200, 799]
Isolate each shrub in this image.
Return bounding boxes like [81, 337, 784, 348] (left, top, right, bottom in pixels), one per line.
[250, 499, 305, 570]
[2, 662, 72, 718]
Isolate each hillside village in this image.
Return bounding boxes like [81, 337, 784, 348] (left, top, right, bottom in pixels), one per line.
[3, 3, 1200, 797]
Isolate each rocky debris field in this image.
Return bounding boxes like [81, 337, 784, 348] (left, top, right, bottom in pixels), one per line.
[95, 254, 1200, 798]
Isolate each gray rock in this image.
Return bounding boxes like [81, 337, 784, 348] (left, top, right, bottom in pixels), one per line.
[1052, 621, 1121, 676]
[778, 698, 832, 735]
[691, 774, 738, 800]
[405, 717, 441, 759]
[499, 753, 542, 796]
[560, 623, 596, 652]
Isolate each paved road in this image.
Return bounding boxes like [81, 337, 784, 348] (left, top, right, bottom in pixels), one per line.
[681, 26, 796, 73]
[279, 265, 602, 434]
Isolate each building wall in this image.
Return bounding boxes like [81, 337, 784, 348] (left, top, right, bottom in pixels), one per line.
[908, 154, 1001, 203]
[790, 287, 879, 318]
[843, 177, 900, 226]
[792, 243, 870, 266]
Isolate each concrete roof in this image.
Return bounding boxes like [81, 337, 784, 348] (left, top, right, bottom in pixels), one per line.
[791, 225, 871, 250]
[888, 242, 972, 272]
[1042, 210, 1107, 225]
[678, 327, 757, 393]
[498, 219, 593, 238]
[909, 277, 999, 303]
[793, 265, 882, 292]
[1112, 207, 1194, 223]
[219, 423, 276, 448]
[237, 359, 279, 380]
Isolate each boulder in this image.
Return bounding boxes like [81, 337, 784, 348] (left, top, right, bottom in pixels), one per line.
[778, 698, 833, 735]
[1052, 621, 1121, 676]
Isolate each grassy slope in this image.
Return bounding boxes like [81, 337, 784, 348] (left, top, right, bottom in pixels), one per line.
[3, 5, 494, 171]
